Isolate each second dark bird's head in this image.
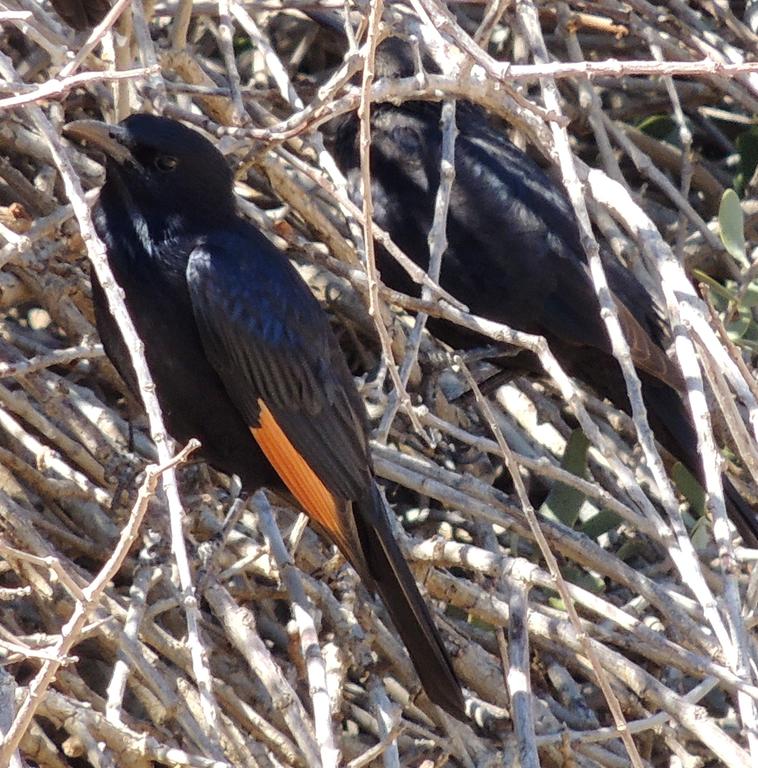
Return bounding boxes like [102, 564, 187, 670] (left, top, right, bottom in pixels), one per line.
[65, 114, 236, 236]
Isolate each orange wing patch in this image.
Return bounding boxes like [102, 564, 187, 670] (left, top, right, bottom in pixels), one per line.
[251, 400, 352, 555]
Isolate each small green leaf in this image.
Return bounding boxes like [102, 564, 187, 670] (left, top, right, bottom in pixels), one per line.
[735, 126, 758, 195]
[694, 271, 758, 349]
[693, 270, 734, 304]
[737, 279, 758, 308]
[690, 516, 712, 551]
[735, 337, 758, 352]
[539, 430, 590, 528]
[548, 566, 605, 601]
[672, 462, 706, 519]
[233, 35, 252, 54]
[725, 303, 752, 341]
[718, 189, 747, 266]
[580, 508, 622, 539]
[741, 315, 758, 340]
[637, 114, 678, 143]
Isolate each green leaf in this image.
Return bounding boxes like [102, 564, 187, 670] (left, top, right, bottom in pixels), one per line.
[735, 337, 758, 352]
[741, 313, 758, 340]
[580, 508, 622, 539]
[735, 126, 758, 195]
[637, 114, 677, 143]
[725, 303, 752, 341]
[693, 270, 733, 305]
[718, 189, 747, 266]
[548, 566, 605, 603]
[693, 271, 758, 349]
[233, 35, 252, 54]
[539, 429, 590, 528]
[741, 280, 758, 308]
[690, 516, 712, 552]
[672, 462, 706, 519]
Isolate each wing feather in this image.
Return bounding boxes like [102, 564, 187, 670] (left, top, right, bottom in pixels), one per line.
[250, 402, 355, 555]
[186, 228, 372, 505]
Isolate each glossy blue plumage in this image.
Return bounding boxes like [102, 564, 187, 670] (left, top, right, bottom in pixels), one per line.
[88, 114, 466, 718]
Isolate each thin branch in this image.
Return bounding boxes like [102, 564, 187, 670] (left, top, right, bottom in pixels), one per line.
[0, 440, 198, 764]
[377, 98, 458, 441]
[357, 0, 427, 438]
[254, 492, 340, 768]
[0, 67, 158, 110]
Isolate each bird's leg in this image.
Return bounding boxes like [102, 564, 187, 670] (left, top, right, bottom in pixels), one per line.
[124, 392, 145, 453]
[197, 478, 248, 583]
[456, 367, 521, 401]
[217, 475, 247, 547]
[448, 346, 529, 404]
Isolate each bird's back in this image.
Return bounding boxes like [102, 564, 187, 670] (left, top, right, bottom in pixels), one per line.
[335, 100, 668, 355]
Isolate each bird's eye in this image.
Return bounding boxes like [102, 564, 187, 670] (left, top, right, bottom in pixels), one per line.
[390, 125, 423, 157]
[154, 155, 178, 172]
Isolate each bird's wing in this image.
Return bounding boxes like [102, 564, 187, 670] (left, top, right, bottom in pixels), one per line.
[456, 124, 686, 390]
[188, 232, 466, 717]
[49, 0, 110, 29]
[186, 229, 372, 557]
[613, 297, 685, 392]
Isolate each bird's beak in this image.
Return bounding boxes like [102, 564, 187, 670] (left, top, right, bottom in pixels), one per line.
[63, 120, 133, 165]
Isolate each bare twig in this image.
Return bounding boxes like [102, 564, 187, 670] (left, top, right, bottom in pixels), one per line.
[1, 4, 755, 765]
[356, 0, 427, 437]
[0, 440, 198, 764]
[0, 66, 157, 110]
[377, 98, 458, 441]
[254, 492, 340, 768]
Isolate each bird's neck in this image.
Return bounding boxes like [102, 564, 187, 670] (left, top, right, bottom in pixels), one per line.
[98, 175, 235, 260]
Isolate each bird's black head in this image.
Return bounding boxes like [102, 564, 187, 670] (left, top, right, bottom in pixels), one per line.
[65, 114, 236, 238]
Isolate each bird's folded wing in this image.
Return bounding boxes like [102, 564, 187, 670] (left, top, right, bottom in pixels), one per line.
[50, 0, 111, 29]
[613, 297, 685, 392]
[186, 234, 374, 553]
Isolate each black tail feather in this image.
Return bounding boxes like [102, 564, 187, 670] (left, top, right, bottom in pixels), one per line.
[724, 477, 758, 548]
[641, 374, 758, 546]
[356, 485, 466, 719]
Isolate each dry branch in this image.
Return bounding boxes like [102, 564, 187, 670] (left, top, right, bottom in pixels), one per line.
[0, 1, 756, 767]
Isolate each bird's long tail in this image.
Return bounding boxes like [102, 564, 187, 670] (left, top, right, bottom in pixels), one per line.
[641, 373, 758, 546]
[355, 484, 466, 719]
[723, 477, 758, 548]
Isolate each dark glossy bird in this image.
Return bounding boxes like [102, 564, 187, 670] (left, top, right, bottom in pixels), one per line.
[330, 38, 757, 545]
[63, 114, 465, 719]
[48, 0, 110, 29]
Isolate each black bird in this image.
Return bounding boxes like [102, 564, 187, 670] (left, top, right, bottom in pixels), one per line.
[64, 114, 465, 719]
[48, 0, 110, 29]
[329, 37, 757, 545]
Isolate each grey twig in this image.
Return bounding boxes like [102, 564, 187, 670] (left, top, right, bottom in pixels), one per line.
[254, 491, 340, 768]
